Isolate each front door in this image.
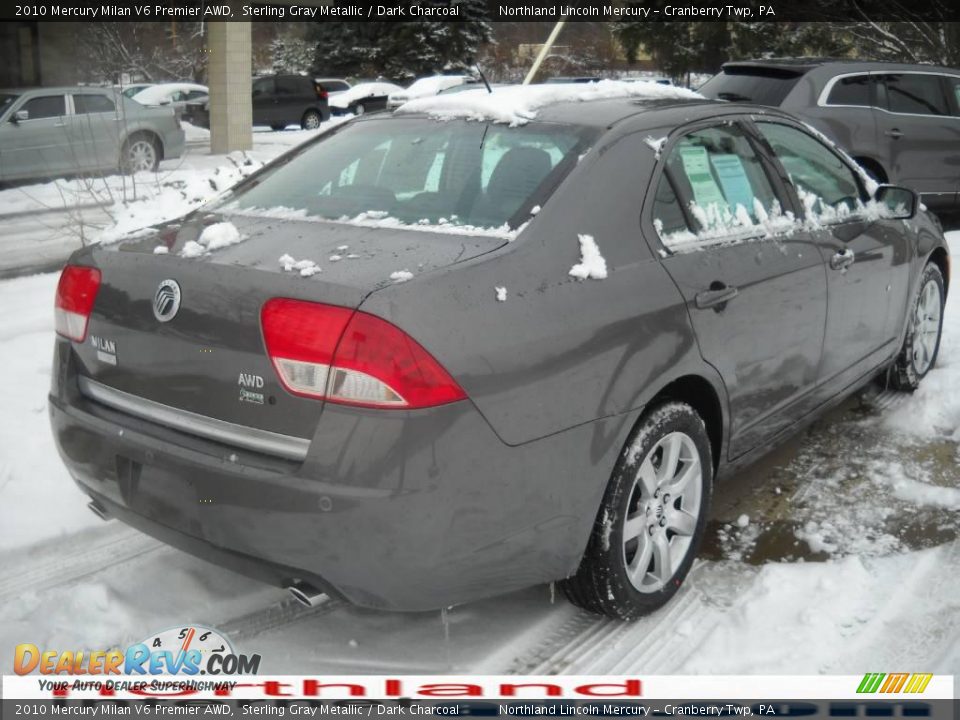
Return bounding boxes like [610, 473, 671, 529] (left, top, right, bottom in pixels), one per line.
[753, 120, 912, 393]
[1, 94, 71, 180]
[649, 121, 828, 458]
[874, 72, 960, 203]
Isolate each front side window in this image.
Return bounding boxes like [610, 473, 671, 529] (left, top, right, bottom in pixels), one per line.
[756, 122, 863, 222]
[222, 118, 592, 232]
[73, 94, 115, 114]
[881, 74, 949, 115]
[20, 95, 65, 120]
[652, 124, 786, 248]
[825, 75, 872, 107]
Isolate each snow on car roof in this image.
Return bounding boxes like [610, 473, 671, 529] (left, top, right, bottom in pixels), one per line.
[330, 82, 403, 108]
[133, 83, 208, 104]
[396, 80, 703, 126]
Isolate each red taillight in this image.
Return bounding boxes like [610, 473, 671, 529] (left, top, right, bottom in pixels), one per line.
[315, 86, 328, 100]
[55, 265, 101, 342]
[261, 298, 466, 409]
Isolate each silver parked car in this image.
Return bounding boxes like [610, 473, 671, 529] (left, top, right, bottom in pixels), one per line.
[0, 86, 185, 182]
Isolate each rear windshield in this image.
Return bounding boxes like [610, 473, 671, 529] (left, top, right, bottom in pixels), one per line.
[699, 67, 805, 106]
[221, 118, 593, 232]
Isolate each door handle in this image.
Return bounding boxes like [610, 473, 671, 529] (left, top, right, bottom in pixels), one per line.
[695, 284, 738, 310]
[830, 248, 855, 271]
[885, 128, 903, 139]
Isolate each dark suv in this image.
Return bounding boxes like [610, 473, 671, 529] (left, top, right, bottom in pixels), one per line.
[700, 59, 960, 209]
[253, 74, 330, 130]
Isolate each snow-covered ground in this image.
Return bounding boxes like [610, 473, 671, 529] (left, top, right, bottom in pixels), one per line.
[0, 122, 347, 275]
[0, 136, 957, 674]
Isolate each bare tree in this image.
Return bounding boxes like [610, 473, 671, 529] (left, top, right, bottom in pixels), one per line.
[78, 22, 207, 84]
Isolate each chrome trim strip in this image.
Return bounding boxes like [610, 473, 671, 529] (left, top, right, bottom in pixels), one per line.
[78, 377, 310, 461]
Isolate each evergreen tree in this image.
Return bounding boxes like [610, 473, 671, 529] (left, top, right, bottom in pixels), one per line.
[309, 1, 491, 82]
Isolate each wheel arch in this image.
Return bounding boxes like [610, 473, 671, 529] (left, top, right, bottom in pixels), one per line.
[929, 246, 950, 297]
[122, 128, 164, 161]
[639, 374, 725, 476]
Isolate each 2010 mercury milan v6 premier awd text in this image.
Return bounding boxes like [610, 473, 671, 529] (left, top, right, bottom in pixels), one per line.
[48, 83, 950, 619]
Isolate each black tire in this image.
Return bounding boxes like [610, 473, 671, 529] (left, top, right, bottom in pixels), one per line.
[888, 262, 945, 391]
[270, 124, 287, 131]
[301, 109, 322, 130]
[561, 401, 713, 620]
[120, 134, 160, 174]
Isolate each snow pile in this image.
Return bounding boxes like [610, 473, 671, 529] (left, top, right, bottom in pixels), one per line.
[644, 136, 668, 158]
[495, 286, 507, 302]
[659, 199, 797, 253]
[180, 221, 243, 258]
[569, 234, 608, 281]
[397, 80, 702, 126]
[279, 254, 321, 277]
[390, 270, 413, 283]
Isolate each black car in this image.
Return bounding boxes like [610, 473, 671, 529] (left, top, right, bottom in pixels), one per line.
[253, 74, 330, 130]
[187, 75, 330, 131]
[700, 58, 960, 210]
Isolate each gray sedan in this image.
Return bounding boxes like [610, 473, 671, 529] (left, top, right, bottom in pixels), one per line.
[48, 92, 948, 619]
[0, 86, 184, 182]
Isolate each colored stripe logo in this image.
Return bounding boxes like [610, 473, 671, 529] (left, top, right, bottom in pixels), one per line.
[857, 673, 933, 694]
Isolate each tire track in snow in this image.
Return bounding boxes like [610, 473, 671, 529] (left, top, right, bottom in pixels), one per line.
[504, 562, 759, 674]
[0, 523, 160, 603]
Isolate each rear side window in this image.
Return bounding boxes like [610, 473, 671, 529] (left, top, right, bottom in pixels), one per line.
[944, 76, 960, 116]
[74, 94, 115, 114]
[881, 74, 949, 115]
[276, 77, 306, 95]
[652, 124, 783, 247]
[756, 122, 863, 221]
[825, 75, 872, 107]
[21, 95, 65, 120]
[698, 67, 804, 106]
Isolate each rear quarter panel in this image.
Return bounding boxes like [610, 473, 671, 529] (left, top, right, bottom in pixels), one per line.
[358, 126, 723, 449]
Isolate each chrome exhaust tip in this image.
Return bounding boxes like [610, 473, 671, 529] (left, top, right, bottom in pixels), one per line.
[87, 500, 110, 521]
[286, 581, 326, 608]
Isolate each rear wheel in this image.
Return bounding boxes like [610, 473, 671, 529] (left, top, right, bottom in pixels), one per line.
[301, 110, 322, 130]
[889, 262, 945, 391]
[121, 135, 159, 173]
[561, 402, 713, 619]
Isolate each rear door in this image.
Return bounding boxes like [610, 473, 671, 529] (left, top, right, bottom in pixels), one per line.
[648, 120, 828, 459]
[69, 92, 121, 171]
[874, 72, 960, 202]
[752, 120, 912, 393]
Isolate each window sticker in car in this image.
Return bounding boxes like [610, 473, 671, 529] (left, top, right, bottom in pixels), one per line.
[709, 154, 755, 214]
[678, 146, 726, 210]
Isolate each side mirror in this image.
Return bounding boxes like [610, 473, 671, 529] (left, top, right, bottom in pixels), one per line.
[11, 109, 28, 123]
[875, 184, 918, 220]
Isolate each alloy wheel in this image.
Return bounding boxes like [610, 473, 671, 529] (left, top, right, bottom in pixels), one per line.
[912, 278, 942, 375]
[622, 431, 703, 593]
[127, 140, 156, 173]
[303, 111, 321, 130]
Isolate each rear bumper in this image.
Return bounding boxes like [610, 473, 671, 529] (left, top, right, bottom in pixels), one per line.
[49, 347, 623, 610]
